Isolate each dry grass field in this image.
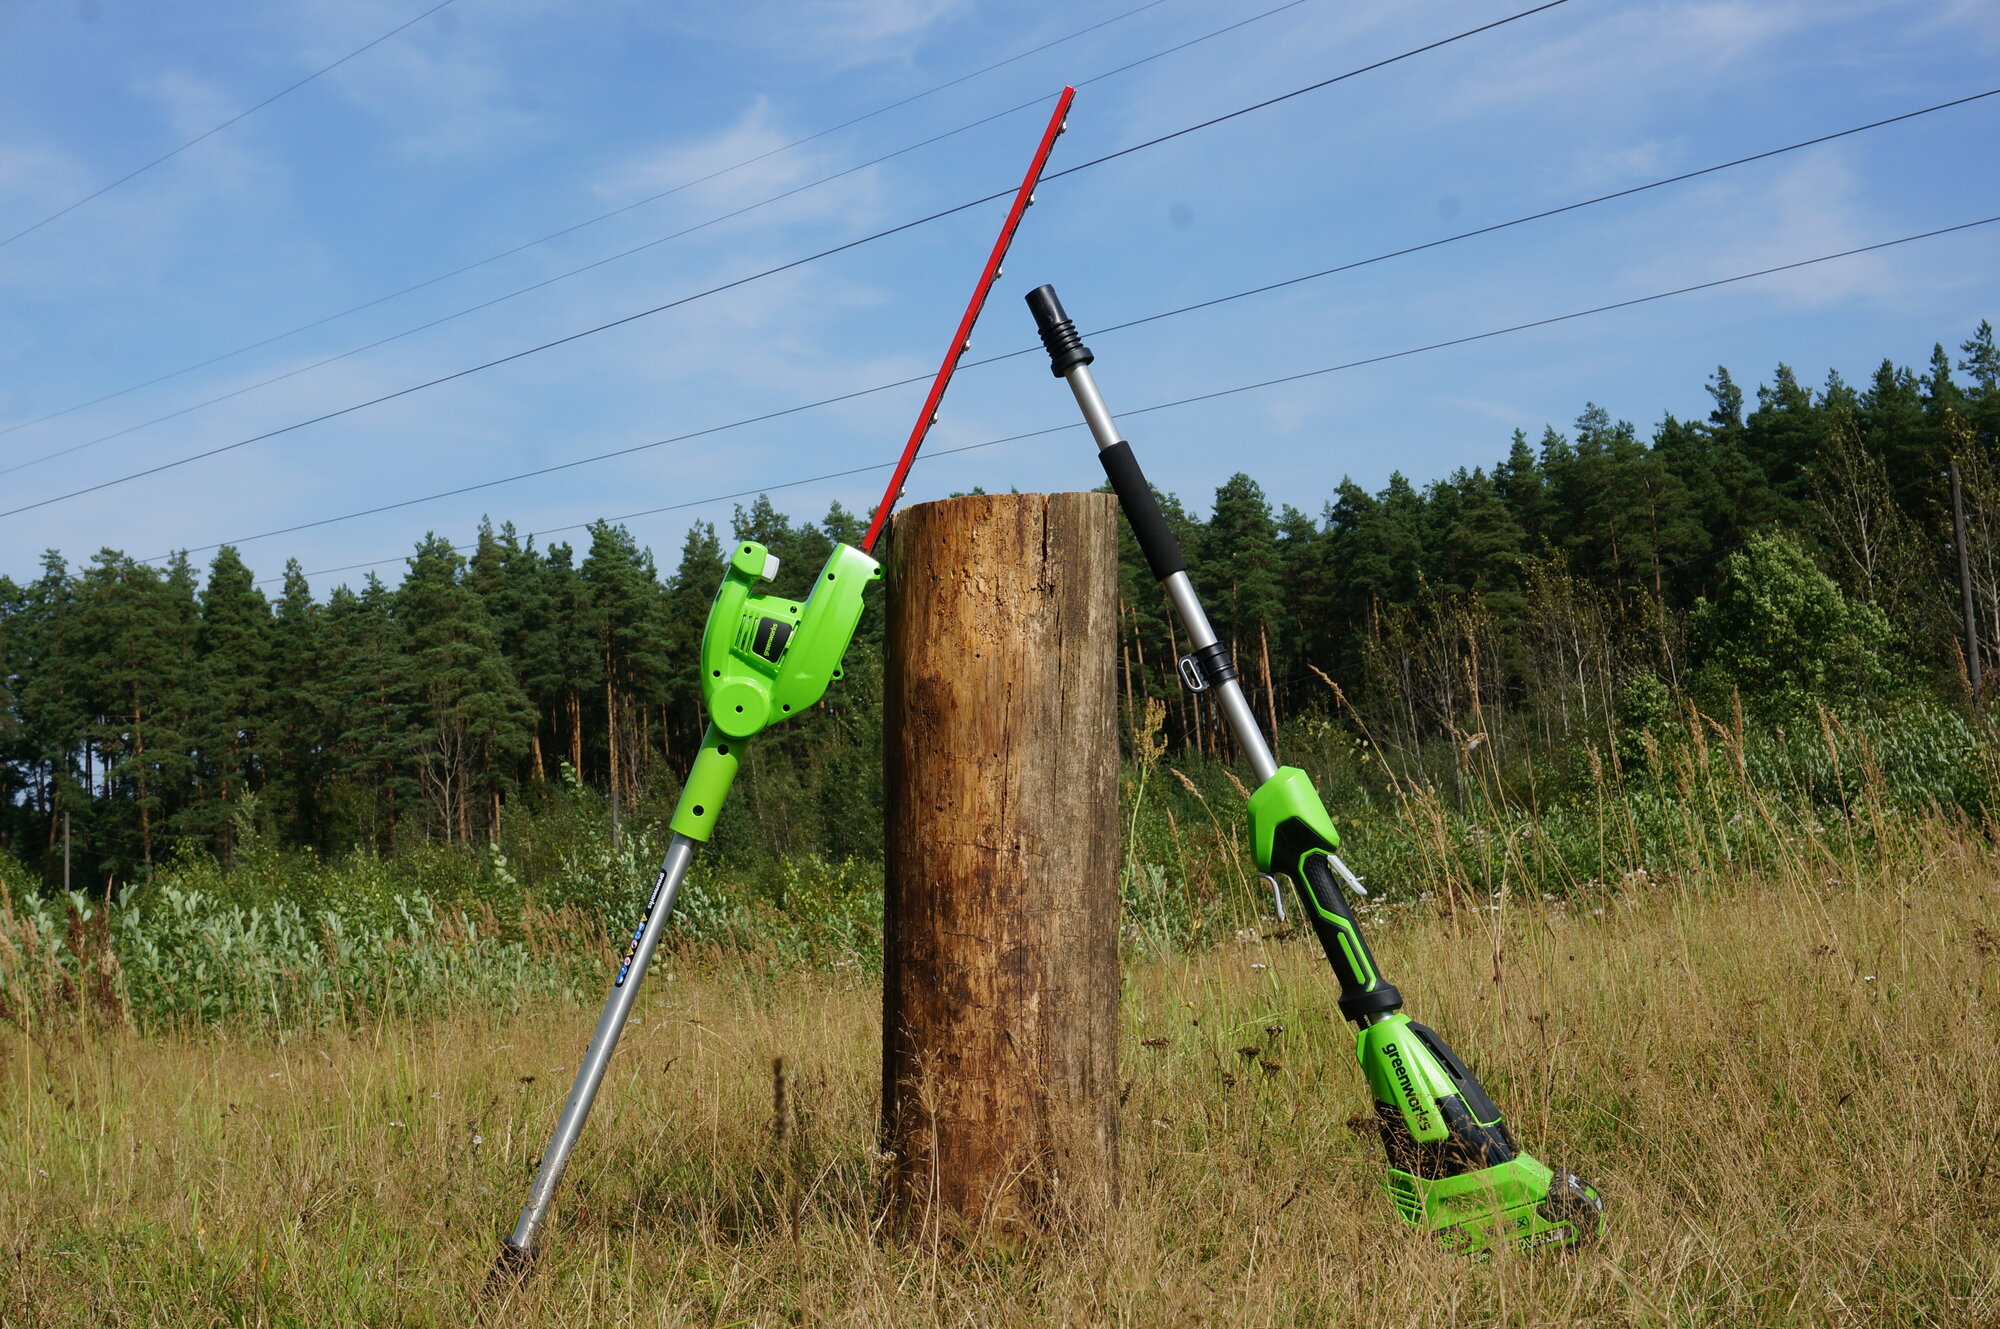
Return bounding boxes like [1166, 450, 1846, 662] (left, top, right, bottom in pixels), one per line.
[5, 826, 1999, 1328]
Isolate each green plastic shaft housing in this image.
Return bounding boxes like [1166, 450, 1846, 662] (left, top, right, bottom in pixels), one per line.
[1358, 1013, 1459, 1144]
[1246, 766, 1340, 869]
[668, 724, 741, 842]
[700, 540, 881, 739]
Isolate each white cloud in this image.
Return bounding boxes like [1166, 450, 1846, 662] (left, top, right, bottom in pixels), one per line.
[1558, 137, 1687, 194]
[1648, 151, 1899, 308]
[660, 0, 970, 66]
[1440, 1, 1810, 118]
[288, 0, 552, 160]
[0, 141, 93, 229]
[593, 94, 888, 223]
[1916, 0, 2000, 45]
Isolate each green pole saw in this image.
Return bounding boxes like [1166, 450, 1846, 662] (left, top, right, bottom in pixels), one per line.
[493, 87, 1076, 1276]
[1023, 283, 1602, 1257]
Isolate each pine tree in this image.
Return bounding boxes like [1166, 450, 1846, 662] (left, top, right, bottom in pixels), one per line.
[398, 536, 534, 843]
[1862, 358, 1934, 500]
[325, 576, 416, 853]
[1961, 320, 2000, 450]
[1440, 468, 1529, 619]
[185, 546, 272, 863]
[1743, 363, 1823, 506]
[1324, 474, 1427, 686]
[1202, 474, 1284, 735]
[1495, 429, 1551, 552]
[12, 554, 87, 880]
[71, 551, 194, 880]
[582, 522, 669, 808]
[1272, 502, 1323, 712]
[820, 500, 866, 548]
[1708, 367, 1745, 430]
[541, 543, 602, 783]
[266, 560, 330, 851]
[481, 527, 560, 785]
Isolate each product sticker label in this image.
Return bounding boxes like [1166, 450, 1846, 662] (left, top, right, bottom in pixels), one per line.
[614, 869, 671, 988]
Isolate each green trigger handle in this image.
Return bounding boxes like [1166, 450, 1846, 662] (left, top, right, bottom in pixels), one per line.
[1249, 768, 1403, 1021]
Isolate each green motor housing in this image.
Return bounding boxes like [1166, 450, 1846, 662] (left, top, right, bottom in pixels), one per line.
[669, 539, 880, 843]
[700, 540, 881, 738]
[1357, 1014, 1602, 1255]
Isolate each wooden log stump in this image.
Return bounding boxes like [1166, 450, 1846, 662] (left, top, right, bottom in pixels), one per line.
[881, 491, 1120, 1242]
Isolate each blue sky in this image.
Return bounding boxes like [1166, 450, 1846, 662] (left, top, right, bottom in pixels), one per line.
[0, 0, 1995, 591]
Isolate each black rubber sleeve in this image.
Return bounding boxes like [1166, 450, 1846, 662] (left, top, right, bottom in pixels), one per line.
[1099, 441, 1186, 581]
[1025, 284, 1093, 377]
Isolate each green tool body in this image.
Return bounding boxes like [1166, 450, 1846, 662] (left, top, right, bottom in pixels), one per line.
[500, 540, 878, 1268]
[495, 86, 1077, 1279]
[1026, 283, 1602, 1255]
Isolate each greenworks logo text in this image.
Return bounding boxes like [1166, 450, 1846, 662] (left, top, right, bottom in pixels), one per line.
[1382, 1041, 1433, 1133]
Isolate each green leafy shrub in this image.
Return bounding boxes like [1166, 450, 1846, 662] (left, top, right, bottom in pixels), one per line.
[1690, 533, 1894, 715]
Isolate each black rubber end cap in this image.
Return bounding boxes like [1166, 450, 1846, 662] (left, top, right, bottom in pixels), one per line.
[1025, 283, 1093, 377]
[1026, 283, 1068, 333]
[484, 1241, 536, 1297]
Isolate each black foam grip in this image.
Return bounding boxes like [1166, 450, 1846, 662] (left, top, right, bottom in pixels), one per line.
[1098, 441, 1185, 581]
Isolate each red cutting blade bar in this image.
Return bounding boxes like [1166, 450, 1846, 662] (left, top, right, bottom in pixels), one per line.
[860, 86, 1075, 555]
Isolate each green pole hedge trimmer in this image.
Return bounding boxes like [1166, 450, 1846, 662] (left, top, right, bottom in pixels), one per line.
[1024, 283, 1603, 1256]
[493, 88, 1076, 1276]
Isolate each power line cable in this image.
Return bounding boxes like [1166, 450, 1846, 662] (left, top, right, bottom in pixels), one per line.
[1037, 0, 1573, 185]
[0, 0, 1575, 522]
[1072, 87, 2000, 339]
[2, 0, 1315, 480]
[1, 0, 459, 250]
[0, 0, 1209, 439]
[258, 213, 2000, 588]
[168, 88, 2000, 558]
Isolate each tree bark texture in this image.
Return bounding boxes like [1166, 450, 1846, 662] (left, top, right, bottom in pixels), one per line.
[881, 492, 1120, 1242]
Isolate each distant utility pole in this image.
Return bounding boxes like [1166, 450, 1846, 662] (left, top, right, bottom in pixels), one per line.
[1951, 458, 1982, 699]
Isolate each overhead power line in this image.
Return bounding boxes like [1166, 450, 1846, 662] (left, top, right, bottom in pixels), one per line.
[1, 0, 459, 250]
[258, 213, 2000, 589]
[161, 87, 2000, 558]
[1, 0, 1316, 479]
[0, 0, 1576, 522]
[0, 0, 1221, 440]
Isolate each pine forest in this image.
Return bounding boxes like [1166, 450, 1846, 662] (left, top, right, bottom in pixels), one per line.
[4, 326, 2000, 980]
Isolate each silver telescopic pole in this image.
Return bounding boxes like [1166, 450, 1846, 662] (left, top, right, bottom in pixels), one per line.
[1056, 357, 1370, 905]
[1060, 362, 1278, 785]
[502, 832, 698, 1261]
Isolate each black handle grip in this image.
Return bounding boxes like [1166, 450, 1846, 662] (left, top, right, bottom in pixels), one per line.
[1272, 816, 1400, 1023]
[1027, 284, 1184, 581]
[1099, 441, 1186, 580]
[1026, 284, 1093, 377]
